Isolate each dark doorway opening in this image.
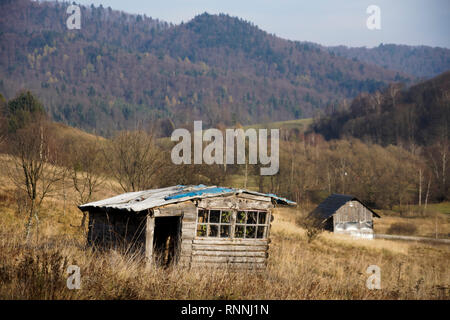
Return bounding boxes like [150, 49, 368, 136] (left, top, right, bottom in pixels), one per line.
[324, 217, 333, 231]
[153, 216, 182, 267]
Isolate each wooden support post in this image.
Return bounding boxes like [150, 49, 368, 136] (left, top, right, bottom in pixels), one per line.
[145, 212, 155, 266]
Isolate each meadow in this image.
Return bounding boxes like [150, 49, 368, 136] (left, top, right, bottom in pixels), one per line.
[0, 169, 448, 299]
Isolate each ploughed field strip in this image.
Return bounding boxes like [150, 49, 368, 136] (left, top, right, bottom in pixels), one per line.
[79, 185, 296, 269]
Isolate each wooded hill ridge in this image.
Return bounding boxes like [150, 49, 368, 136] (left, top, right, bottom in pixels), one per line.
[2, 0, 448, 135]
[311, 71, 450, 148]
[325, 44, 450, 79]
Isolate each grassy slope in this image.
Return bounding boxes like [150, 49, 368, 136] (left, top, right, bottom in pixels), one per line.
[50, 122, 106, 144]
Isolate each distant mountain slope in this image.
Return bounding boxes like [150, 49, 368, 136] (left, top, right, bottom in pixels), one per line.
[326, 44, 450, 78]
[0, 0, 426, 135]
[144, 13, 410, 95]
[311, 71, 450, 147]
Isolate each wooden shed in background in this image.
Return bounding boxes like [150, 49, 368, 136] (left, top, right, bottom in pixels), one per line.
[78, 185, 295, 269]
[308, 194, 380, 239]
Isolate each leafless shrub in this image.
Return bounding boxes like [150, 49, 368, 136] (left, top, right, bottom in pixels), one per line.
[295, 214, 324, 243]
[1, 249, 70, 299]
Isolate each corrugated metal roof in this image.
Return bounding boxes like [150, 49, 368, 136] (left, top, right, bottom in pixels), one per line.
[78, 184, 296, 213]
[308, 194, 380, 220]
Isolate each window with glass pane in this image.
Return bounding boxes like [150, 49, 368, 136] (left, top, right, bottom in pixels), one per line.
[196, 209, 233, 238]
[234, 210, 268, 239]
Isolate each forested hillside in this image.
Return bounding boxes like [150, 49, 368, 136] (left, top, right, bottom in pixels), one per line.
[326, 44, 450, 79]
[310, 72, 450, 201]
[0, 0, 415, 135]
[311, 71, 450, 147]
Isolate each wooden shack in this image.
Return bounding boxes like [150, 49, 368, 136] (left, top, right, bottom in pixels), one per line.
[308, 194, 380, 239]
[78, 185, 295, 269]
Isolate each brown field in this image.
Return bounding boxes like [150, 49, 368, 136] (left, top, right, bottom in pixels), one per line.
[0, 154, 449, 300]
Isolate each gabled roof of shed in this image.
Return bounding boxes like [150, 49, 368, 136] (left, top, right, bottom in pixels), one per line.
[78, 184, 296, 213]
[308, 194, 380, 220]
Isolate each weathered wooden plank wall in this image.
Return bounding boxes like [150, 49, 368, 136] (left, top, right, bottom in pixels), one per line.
[189, 238, 269, 269]
[197, 194, 273, 210]
[333, 201, 374, 238]
[334, 201, 373, 225]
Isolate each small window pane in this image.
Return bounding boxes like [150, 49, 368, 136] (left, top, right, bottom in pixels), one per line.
[221, 211, 231, 223]
[198, 210, 208, 223]
[235, 225, 245, 238]
[258, 212, 267, 224]
[220, 225, 230, 238]
[247, 211, 257, 224]
[197, 224, 207, 237]
[236, 211, 246, 224]
[210, 210, 220, 223]
[246, 226, 256, 238]
[209, 224, 219, 237]
[257, 226, 265, 238]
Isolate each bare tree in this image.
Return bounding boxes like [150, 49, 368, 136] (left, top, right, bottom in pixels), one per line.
[427, 140, 449, 200]
[418, 168, 423, 207]
[388, 83, 403, 144]
[104, 130, 165, 192]
[0, 96, 7, 151]
[388, 83, 402, 109]
[0, 117, 6, 152]
[7, 120, 64, 241]
[424, 175, 431, 213]
[70, 139, 105, 228]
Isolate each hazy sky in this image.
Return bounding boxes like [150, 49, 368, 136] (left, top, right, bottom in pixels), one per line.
[74, 0, 450, 48]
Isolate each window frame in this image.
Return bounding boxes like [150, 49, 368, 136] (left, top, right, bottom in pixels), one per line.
[234, 210, 268, 239]
[196, 208, 233, 239]
[195, 208, 270, 240]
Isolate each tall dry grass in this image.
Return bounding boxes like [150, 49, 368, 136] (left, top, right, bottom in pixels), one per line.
[0, 197, 449, 300]
[0, 151, 448, 300]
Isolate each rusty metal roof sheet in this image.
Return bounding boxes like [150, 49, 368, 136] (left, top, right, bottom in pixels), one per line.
[79, 184, 296, 213]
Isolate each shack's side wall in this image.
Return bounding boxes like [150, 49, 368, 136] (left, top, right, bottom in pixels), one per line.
[333, 201, 374, 239]
[87, 209, 146, 251]
[190, 194, 273, 269]
[145, 194, 275, 268]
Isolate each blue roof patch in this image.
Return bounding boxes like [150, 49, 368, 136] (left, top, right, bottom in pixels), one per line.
[165, 186, 235, 200]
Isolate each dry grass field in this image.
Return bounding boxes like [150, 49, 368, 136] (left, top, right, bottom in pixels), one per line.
[0, 155, 449, 300]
